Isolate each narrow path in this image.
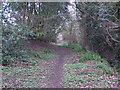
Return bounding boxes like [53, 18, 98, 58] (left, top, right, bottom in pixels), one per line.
[48, 46, 73, 88]
[27, 40, 74, 88]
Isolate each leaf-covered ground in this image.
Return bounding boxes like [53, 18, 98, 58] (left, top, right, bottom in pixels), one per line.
[62, 60, 119, 88]
[2, 40, 120, 88]
[2, 59, 53, 88]
[2, 41, 56, 88]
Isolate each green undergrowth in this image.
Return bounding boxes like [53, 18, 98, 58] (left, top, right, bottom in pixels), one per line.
[59, 43, 109, 64]
[65, 44, 119, 72]
[61, 43, 118, 88]
[2, 48, 55, 88]
[62, 61, 118, 88]
[2, 60, 50, 88]
[29, 48, 56, 61]
[79, 50, 109, 65]
[57, 42, 82, 52]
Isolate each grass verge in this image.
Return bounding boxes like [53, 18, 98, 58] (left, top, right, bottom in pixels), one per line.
[2, 48, 55, 88]
[61, 44, 119, 88]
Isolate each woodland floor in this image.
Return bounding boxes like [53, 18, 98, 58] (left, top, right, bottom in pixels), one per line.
[26, 40, 77, 88]
[2, 40, 120, 88]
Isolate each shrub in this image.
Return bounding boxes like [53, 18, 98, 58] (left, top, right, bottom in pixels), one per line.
[29, 30, 57, 42]
[79, 50, 109, 64]
[2, 24, 30, 66]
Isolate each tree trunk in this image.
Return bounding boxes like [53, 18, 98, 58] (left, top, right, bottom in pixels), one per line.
[81, 14, 87, 49]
